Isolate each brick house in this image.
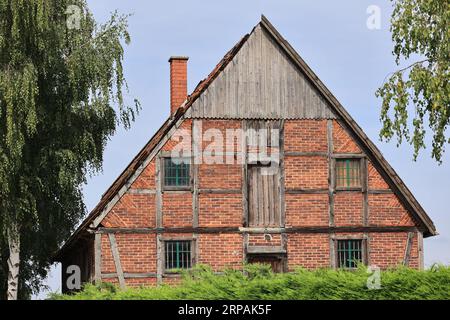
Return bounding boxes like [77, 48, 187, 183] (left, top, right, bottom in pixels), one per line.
[55, 16, 436, 292]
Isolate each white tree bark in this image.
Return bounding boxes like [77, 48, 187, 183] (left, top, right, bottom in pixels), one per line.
[7, 223, 20, 300]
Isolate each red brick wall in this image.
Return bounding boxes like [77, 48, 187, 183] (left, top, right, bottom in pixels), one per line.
[285, 156, 328, 189]
[102, 193, 156, 228]
[285, 193, 329, 227]
[248, 233, 283, 246]
[285, 120, 327, 152]
[199, 194, 242, 227]
[162, 192, 193, 228]
[287, 234, 330, 270]
[198, 233, 243, 271]
[368, 161, 390, 190]
[333, 121, 361, 153]
[334, 193, 363, 226]
[369, 194, 415, 226]
[85, 118, 423, 289]
[199, 164, 241, 189]
[369, 232, 418, 268]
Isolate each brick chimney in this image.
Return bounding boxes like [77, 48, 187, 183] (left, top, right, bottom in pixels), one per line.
[169, 56, 189, 116]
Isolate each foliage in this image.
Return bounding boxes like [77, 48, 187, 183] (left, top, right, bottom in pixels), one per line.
[52, 264, 450, 300]
[0, 0, 139, 299]
[376, 0, 449, 162]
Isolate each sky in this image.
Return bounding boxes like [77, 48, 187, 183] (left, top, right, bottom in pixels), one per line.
[34, 0, 449, 299]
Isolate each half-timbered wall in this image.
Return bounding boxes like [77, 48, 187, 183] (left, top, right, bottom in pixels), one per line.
[68, 117, 423, 290]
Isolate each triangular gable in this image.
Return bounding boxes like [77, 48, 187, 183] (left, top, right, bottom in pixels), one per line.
[55, 15, 436, 260]
[188, 24, 336, 119]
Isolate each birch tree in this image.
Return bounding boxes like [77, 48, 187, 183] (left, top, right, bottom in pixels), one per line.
[377, 0, 449, 162]
[0, 0, 139, 299]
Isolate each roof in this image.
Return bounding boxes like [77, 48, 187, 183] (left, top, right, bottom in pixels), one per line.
[54, 15, 436, 261]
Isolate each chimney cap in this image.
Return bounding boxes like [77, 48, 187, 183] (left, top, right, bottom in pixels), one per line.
[168, 56, 189, 62]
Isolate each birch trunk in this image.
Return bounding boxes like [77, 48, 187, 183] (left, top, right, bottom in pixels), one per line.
[7, 223, 20, 300]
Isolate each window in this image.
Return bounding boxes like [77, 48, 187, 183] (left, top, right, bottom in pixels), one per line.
[164, 240, 192, 271]
[335, 159, 361, 188]
[336, 239, 364, 268]
[163, 157, 190, 188]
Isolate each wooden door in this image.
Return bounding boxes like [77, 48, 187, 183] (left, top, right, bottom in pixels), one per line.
[248, 163, 281, 227]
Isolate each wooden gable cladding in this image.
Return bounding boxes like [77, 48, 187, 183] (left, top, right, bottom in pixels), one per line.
[248, 164, 281, 227]
[188, 24, 336, 120]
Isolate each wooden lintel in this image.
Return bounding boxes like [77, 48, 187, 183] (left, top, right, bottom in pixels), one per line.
[97, 226, 418, 234]
[101, 272, 157, 279]
[286, 188, 328, 194]
[284, 151, 328, 157]
[198, 189, 242, 194]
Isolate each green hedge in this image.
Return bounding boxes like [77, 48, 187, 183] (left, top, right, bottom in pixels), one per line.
[52, 264, 450, 300]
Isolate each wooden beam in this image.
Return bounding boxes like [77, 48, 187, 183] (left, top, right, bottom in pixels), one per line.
[332, 153, 365, 159]
[368, 189, 393, 194]
[242, 120, 249, 227]
[108, 234, 125, 289]
[97, 225, 418, 234]
[403, 232, 414, 266]
[327, 120, 335, 227]
[362, 157, 369, 226]
[246, 246, 286, 254]
[279, 120, 285, 227]
[284, 151, 328, 157]
[192, 120, 200, 228]
[94, 233, 102, 284]
[198, 188, 241, 194]
[155, 156, 163, 228]
[101, 272, 157, 279]
[156, 233, 163, 285]
[329, 236, 336, 269]
[126, 188, 156, 194]
[286, 188, 328, 194]
[417, 231, 424, 270]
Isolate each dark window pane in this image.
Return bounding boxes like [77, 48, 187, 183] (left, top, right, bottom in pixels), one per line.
[164, 158, 190, 187]
[165, 240, 192, 271]
[336, 239, 364, 268]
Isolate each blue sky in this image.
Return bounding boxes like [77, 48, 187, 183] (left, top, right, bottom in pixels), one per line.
[35, 0, 449, 298]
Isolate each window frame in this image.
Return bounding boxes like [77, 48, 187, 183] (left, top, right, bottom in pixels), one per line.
[162, 238, 196, 274]
[334, 238, 367, 269]
[333, 156, 364, 191]
[161, 156, 192, 191]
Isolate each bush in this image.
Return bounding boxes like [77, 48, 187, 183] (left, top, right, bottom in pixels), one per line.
[51, 264, 450, 300]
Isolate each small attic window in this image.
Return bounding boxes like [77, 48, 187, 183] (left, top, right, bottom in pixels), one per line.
[335, 159, 361, 189]
[163, 157, 191, 189]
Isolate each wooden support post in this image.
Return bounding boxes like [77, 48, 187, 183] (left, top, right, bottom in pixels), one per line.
[327, 120, 335, 227]
[279, 119, 285, 227]
[242, 120, 249, 227]
[403, 232, 414, 266]
[192, 120, 200, 228]
[94, 232, 102, 284]
[156, 233, 163, 285]
[417, 231, 424, 270]
[243, 232, 249, 264]
[155, 155, 163, 228]
[362, 157, 369, 226]
[108, 234, 126, 289]
[329, 235, 336, 269]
